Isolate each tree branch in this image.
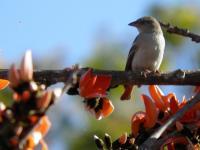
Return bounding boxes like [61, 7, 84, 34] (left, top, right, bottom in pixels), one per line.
[160, 21, 200, 43]
[1, 69, 200, 87]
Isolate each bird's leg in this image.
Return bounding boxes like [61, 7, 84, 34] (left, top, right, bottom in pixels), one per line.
[137, 69, 151, 88]
[143, 69, 161, 77]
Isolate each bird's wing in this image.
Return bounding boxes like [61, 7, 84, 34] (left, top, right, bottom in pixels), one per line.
[125, 36, 139, 71]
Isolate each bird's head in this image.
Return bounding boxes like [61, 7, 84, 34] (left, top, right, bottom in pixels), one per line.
[129, 16, 162, 33]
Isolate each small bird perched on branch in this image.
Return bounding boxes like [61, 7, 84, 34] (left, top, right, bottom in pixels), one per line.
[121, 16, 165, 100]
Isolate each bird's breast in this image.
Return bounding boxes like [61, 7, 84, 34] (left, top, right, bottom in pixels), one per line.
[131, 33, 165, 71]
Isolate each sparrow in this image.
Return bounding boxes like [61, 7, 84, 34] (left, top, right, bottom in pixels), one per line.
[120, 16, 165, 100]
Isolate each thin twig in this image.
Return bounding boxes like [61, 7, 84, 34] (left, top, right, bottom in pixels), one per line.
[160, 21, 200, 43]
[140, 93, 200, 150]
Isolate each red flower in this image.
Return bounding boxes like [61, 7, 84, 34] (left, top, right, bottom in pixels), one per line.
[79, 69, 114, 120]
[149, 85, 175, 112]
[149, 85, 200, 124]
[84, 97, 114, 120]
[79, 69, 111, 98]
[130, 85, 200, 149]
[141, 95, 158, 128]
[131, 111, 145, 137]
[131, 95, 158, 137]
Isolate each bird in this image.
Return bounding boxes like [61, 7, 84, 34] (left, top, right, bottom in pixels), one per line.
[120, 16, 165, 100]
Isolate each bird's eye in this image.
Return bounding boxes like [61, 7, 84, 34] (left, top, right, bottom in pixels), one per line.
[139, 19, 145, 24]
[139, 19, 144, 22]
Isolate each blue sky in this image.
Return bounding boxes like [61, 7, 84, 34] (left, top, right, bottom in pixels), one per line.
[1, 0, 198, 66]
[0, 0, 176, 66]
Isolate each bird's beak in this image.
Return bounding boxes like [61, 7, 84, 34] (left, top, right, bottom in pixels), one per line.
[128, 21, 138, 27]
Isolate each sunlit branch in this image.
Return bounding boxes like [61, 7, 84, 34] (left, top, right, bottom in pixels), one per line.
[160, 21, 200, 43]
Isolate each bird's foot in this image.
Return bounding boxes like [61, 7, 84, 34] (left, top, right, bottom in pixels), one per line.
[143, 69, 151, 78]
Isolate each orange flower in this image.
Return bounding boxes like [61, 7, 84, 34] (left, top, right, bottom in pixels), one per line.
[149, 85, 175, 112]
[141, 95, 158, 128]
[85, 97, 114, 120]
[130, 85, 200, 148]
[131, 95, 158, 137]
[101, 98, 114, 118]
[149, 85, 166, 111]
[79, 69, 113, 120]
[149, 85, 200, 124]
[79, 69, 111, 98]
[131, 111, 145, 137]
[169, 95, 179, 114]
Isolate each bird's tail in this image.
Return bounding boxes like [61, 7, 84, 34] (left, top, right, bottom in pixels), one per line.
[120, 85, 134, 100]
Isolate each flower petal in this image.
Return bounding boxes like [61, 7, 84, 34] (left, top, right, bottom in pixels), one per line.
[161, 93, 176, 109]
[37, 91, 52, 109]
[131, 111, 145, 137]
[20, 50, 33, 81]
[102, 98, 114, 118]
[92, 75, 111, 94]
[79, 69, 111, 98]
[169, 95, 179, 114]
[149, 85, 166, 111]
[141, 94, 158, 128]
[9, 64, 19, 87]
[79, 69, 91, 86]
[179, 96, 187, 108]
[0, 79, 9, 90]
[84, 75, 111, 98]
[79, 69, 98, 97]
[79, 69, 93, 91]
